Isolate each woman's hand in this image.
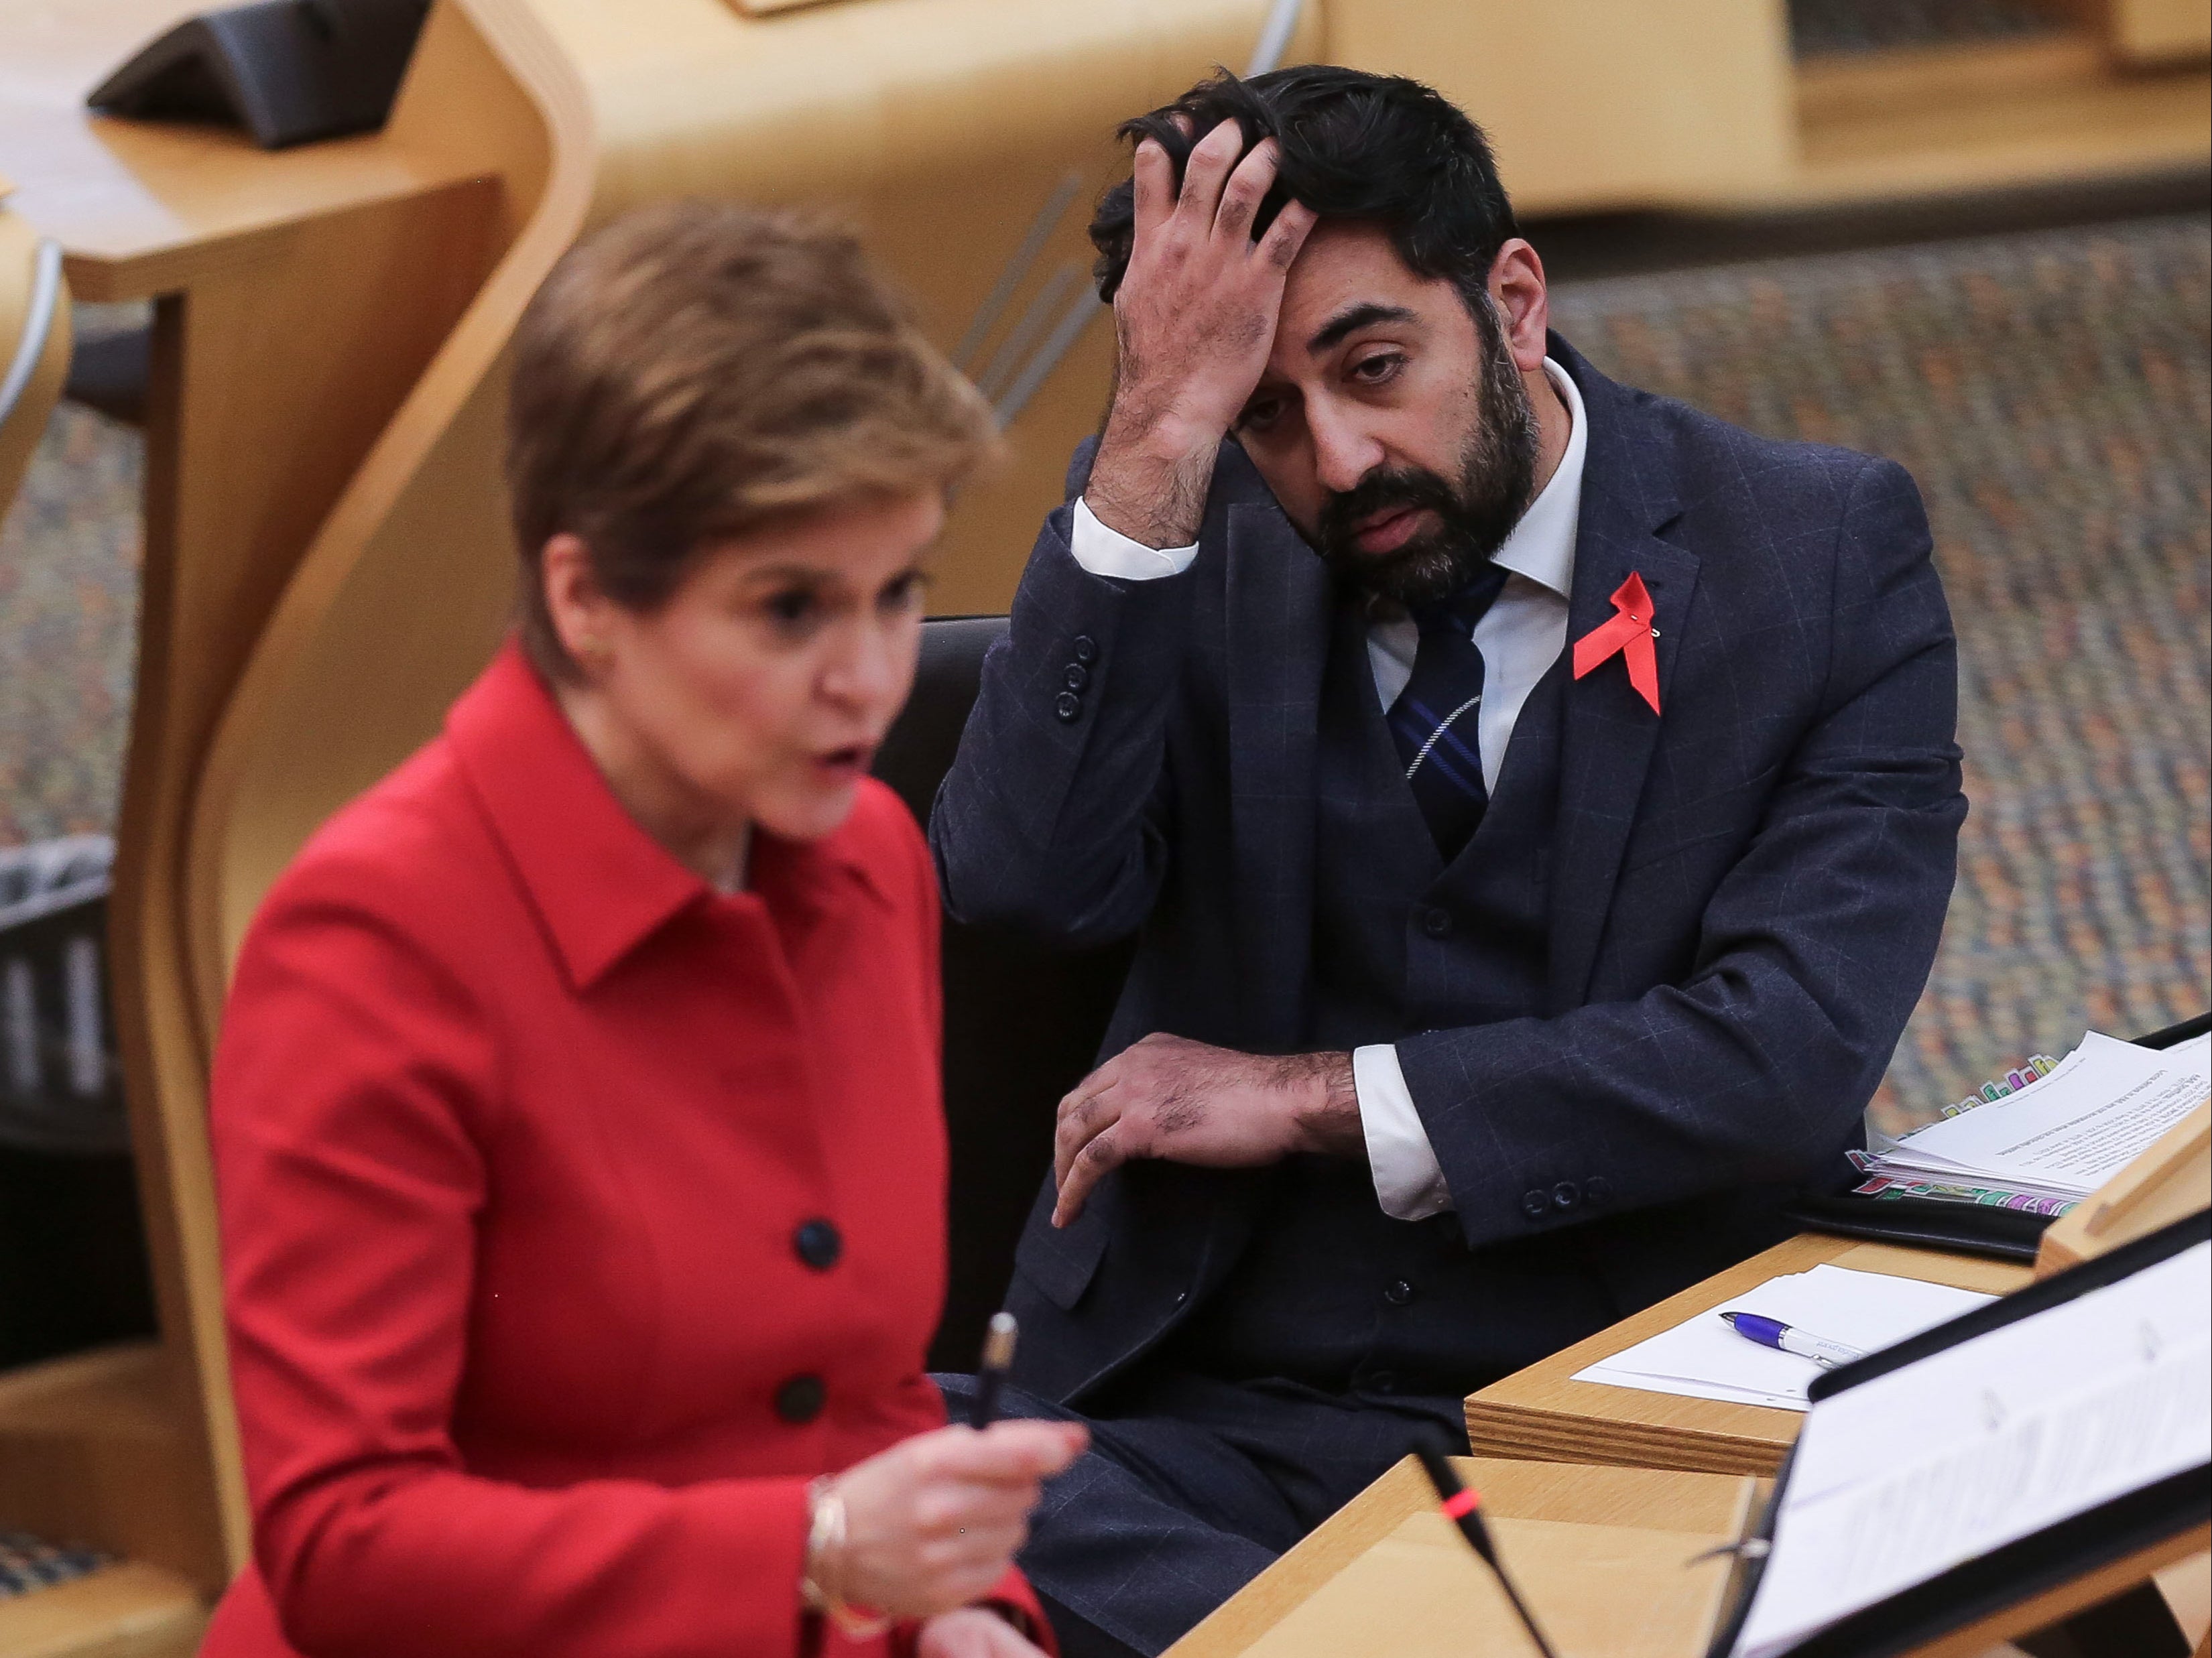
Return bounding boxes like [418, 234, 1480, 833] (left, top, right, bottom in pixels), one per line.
[818, 1420, 1087, 1619]
[915, 1606, 1051, 1657]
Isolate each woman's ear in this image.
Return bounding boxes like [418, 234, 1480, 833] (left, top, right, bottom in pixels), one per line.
[540, 533, 613, 675]
[1487, 239, 1550, 374]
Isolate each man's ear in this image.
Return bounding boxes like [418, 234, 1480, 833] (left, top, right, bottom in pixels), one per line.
[1487, 240, 1550, 373]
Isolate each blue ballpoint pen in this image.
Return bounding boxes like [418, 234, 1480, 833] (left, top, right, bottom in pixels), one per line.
[1717, 1310, 1867, 1369]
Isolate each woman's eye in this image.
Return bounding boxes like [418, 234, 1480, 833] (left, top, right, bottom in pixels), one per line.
[1240, 398, 1284, 433]
[879, 572, 929, 614]
[765, 589, 817, 627]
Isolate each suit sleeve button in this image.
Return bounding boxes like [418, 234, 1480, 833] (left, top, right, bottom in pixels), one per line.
[1421, 907, 1453, 939]
[775, 1375, 826, 1424]
[794, 1218, 843, 1271]
[1520, 1189, 1550, 1220]
[1072, 635, 1097, 664]
[1551, 1181, 1582, 1212]
[1585, 1176, 1613, 1207]
[1063, 663, 1090, 692]
[1054, 691, 1083, 722]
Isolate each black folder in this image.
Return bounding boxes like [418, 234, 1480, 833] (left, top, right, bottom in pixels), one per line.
[1705, 1207, 2212, 1658]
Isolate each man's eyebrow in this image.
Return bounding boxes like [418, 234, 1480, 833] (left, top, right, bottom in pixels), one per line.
[1307, 302, 1417, 356]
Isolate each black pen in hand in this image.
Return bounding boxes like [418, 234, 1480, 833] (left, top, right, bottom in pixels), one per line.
[968, 1312, 1018, 1429]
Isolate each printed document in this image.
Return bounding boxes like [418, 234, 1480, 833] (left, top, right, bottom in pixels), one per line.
[1730, 1240, 2212, 1658]
[1572, 1265, 1995, 1411]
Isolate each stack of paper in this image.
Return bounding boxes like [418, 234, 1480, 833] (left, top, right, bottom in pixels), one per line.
[1863, 1030, 2211, 1206]
[1573, 1265, 1995, 1411]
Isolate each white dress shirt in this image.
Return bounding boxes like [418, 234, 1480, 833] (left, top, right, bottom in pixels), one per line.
[1068, 358, 1589, 1221]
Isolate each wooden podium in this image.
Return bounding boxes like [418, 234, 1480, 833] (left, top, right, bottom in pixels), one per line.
[1168, 1455, 2208, 1658]
[1168, 1456, 1760, 1658]
[2037, 1101, 2211, 1277]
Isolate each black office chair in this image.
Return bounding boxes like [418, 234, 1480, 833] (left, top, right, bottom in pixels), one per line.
[873, 617, 1135, 1371]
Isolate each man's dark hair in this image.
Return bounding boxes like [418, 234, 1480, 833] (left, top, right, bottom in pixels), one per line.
[1089, 66, 1518, 306]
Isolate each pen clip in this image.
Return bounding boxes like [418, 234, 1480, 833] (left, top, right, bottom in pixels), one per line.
[1686, 1537, 1770, 1567]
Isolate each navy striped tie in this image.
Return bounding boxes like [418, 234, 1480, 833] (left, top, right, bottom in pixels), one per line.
[1388, 564, 1511, 860]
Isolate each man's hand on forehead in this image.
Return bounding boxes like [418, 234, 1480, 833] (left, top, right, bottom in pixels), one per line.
[1084, 120, 1316, 552]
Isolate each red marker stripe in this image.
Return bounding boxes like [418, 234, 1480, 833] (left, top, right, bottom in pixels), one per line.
[1440, 1489, 1479, 1520]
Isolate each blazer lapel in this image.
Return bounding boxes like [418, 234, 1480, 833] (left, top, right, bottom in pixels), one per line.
[1548, 346, 1701, 1011]
[1224, 499, 1333, 1051]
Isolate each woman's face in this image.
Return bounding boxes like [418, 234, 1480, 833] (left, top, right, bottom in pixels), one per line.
[545, 490, 942, 854]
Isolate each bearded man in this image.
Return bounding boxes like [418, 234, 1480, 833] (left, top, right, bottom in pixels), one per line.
[931, 66, 1965, 1658]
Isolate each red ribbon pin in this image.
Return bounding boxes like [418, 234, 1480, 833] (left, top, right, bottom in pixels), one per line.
[1572, 571, 1662, 715]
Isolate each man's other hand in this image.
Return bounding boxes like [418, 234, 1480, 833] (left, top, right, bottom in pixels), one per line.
[1086, 121, 1317, 551]
[1051, 1034, 1358, 1226]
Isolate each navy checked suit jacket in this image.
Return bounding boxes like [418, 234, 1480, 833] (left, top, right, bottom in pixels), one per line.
[930, 336, 1967, 1406]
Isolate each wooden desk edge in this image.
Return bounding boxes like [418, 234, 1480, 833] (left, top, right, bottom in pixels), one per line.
[1462, 1233, 2034, 1475]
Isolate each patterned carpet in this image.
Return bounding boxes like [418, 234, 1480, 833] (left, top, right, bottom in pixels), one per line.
[1, 227, 2207, 1133]
[0, 302, 142, 850]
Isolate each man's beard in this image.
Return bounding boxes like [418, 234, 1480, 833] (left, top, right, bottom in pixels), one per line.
[1312, 300, 1541, 607]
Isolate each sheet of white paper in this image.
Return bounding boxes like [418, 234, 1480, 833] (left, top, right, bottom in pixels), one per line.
[1731, 1242, 2212, 1658]
[1876, 1032, 2211, 1197]
[1571, 1266, 1996, 1412]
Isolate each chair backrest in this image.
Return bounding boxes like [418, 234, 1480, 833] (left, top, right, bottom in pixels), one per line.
[0, 200, 70, 535]
[873, 617, 1133, 1370]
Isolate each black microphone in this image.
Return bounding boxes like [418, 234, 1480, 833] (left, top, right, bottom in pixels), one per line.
[1414, 1440, 1560, 1658]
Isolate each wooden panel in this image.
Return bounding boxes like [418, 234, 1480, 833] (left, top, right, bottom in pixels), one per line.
[0, 1346, 208, 1587]
[0, 0, 494, 302]
[1793, 30, 2212, 203]
[0, 1562, 206, 1658]
[1463, 1234, 2032, 1475]
[2114, 0, 2212, 64]
[1325, 0, 1798, 214]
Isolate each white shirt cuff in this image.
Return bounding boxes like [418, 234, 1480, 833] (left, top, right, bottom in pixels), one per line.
[1070, 497, 1199, 580]
[1355, 1043, 1455, 1221]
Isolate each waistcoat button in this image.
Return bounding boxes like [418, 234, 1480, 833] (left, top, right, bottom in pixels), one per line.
[1384, 1279, 1415, 1307]
[794, 1218, 843, 1271]
[1421, 907, 1453, 939]
[775, 1375, 826, 1424]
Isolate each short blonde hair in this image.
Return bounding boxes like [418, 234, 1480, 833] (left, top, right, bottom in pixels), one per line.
[505, 201, 999, 678]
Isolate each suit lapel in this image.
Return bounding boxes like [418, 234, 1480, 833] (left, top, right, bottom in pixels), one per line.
[1548, 345, 1701, 1011]
[1224, 499, 1333, 1051]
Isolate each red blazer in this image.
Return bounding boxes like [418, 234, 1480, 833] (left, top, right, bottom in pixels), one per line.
[202, 643, 1043, 1658]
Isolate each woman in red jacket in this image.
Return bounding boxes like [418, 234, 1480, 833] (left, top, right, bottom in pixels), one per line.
[202, 203, 1084, 1658]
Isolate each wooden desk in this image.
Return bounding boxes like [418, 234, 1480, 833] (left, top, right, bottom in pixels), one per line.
[1171, 1452, 2207, 1658]
[1463, 1234, 2032, 1476]
[1169, 1456, 1760, 1658]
